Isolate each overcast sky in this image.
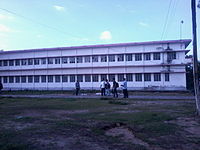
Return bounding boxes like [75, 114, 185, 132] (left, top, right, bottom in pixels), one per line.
[0, 0, 199, 57]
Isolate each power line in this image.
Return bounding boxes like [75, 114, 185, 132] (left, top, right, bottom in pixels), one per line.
[0, 7, 81, 39]
[161, 0, 173, 40]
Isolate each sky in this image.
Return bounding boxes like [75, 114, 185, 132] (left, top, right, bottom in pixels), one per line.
[0, 0, 200, 58]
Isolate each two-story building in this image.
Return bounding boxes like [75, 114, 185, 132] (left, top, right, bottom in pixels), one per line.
[0, 39, 191, 91]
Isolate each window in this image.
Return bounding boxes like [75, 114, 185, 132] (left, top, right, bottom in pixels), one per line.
[9, 60, 14, 66]
[154, 73, 161, 81]
[85, 75, 91, 82]
[62, 57, 68, 64]
[101, 74, 107, 81]
[153, 53, 160, 60]
[15, 76, 20, 83]
[144, 53, 151, 61]
[34, 59, 40, 65]
[3, 76, 8, 83]
[21, 59, 27, 65]
[84, 56, 90, 63]
[70, 75, 75, 82]
[167, 52, 176, 60]
[15, 60, 20, 66]
[165, 73, 170, 81]
[101, 55, 107, 62]
[135, 54, 142, 61]
[28, 76, 33, 83]
[109, 74, 115, 81]
[62, 75, 68, 82]
[55, 75, 61, 82]
[41, 58, 46, 64]
[92, 74, 98, 82]
[144, 73, 151, 81]
[34, 76, 40, 83]
[3, 60, 8, 66]
[69, 57, 75, 63]
[77, 56, 83, 63]
[55, 75, 60, 82]
[135, 73, 142, 82]
[28, 59, 33, 65]
[126, 74, 133, 81]
[9, 76, 14, 83]
[92, 56, 98, 62]
[126, 54, 132, 61]
[77, 75, 83, 82]
[41, 75, 46, 83]
[118, 74, 124, 82]
[55, 58, 60, 64]
[48, 58, 53, 64]
[108, 55, 115, 62]
[117, 54, 124, 61]
[0, 60, 2, 66]
[21, 76, 26, 83]
[48, 75, 53, 82]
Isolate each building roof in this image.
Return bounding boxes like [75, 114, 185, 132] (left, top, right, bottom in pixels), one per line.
[0, 39, 191, 54]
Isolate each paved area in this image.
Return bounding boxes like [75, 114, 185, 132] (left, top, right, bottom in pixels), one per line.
[0, 94, 195, 100]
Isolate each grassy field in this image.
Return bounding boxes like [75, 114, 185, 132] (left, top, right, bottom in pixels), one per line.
[0, 97, 199, 150]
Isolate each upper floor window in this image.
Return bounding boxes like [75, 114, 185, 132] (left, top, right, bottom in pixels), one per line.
[144, 53, 151, 61]
[28, 76, 33, 83]
[3, 60, 8, 66]
[101, 55, 107, 62]
[9, 60, 14, 66]
[62, 57, 68, 64]
[108, 55, 115, 62]
[153, 53, 160, 60]
[55, 58, 61, 64]
[135, 54, 142, 61]
[21, 76, 26, 83]
[117, 54, 124, 62]
[77, 56, 83, 63]
[28, 59, 33, 65]
[69, 57, 75, 63]
[15, 60, 20, 66]
[48, 75, 53, 82]
[167, 52, 176, 60]
[41, 58, 46, 64]
[0, 60, 2, 66]
[92, 56, 98, 62]
[21, 59, 27, 66]
[84, 56, 90, 63]
[126, 54, 132, 61]
[48, 58, 53, 64]
[15, 76, 20, 83]
[34, 59, 40, 65]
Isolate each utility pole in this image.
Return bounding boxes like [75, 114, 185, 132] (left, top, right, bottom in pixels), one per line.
[191, 0, 200, 115]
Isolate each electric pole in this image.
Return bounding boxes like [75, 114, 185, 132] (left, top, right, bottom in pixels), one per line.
[191, 0, 200, 115]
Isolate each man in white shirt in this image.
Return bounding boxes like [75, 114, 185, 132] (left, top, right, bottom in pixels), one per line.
[121, 78, 128, 98]
[100, 78, 106, 96]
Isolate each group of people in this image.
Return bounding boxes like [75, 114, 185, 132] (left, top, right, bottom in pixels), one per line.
[100, 78, 128, 98]
[75, 78, 128, 98]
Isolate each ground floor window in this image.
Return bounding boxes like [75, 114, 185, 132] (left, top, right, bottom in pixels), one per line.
[154, 73, 161, 81]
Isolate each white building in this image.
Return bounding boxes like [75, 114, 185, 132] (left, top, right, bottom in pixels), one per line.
[0, 39, 191, 91]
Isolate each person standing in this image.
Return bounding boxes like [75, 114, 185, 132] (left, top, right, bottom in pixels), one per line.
[0, 81, 3, 94]
[112, 78, 119, 98]
[105, 79, 111, 96]
[75, 80, 80, 96]
[100, 78, 106, 96]
[121, 78, 128, 98]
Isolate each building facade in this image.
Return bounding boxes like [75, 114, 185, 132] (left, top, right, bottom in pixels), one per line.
[0, 39, 191, 91]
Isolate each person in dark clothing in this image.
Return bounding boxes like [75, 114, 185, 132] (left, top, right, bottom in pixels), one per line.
[75, 80, 80, 96]
[0, 82, 3, 94]
[112, 78, 119, 98]
[100, 78, 106, 96]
